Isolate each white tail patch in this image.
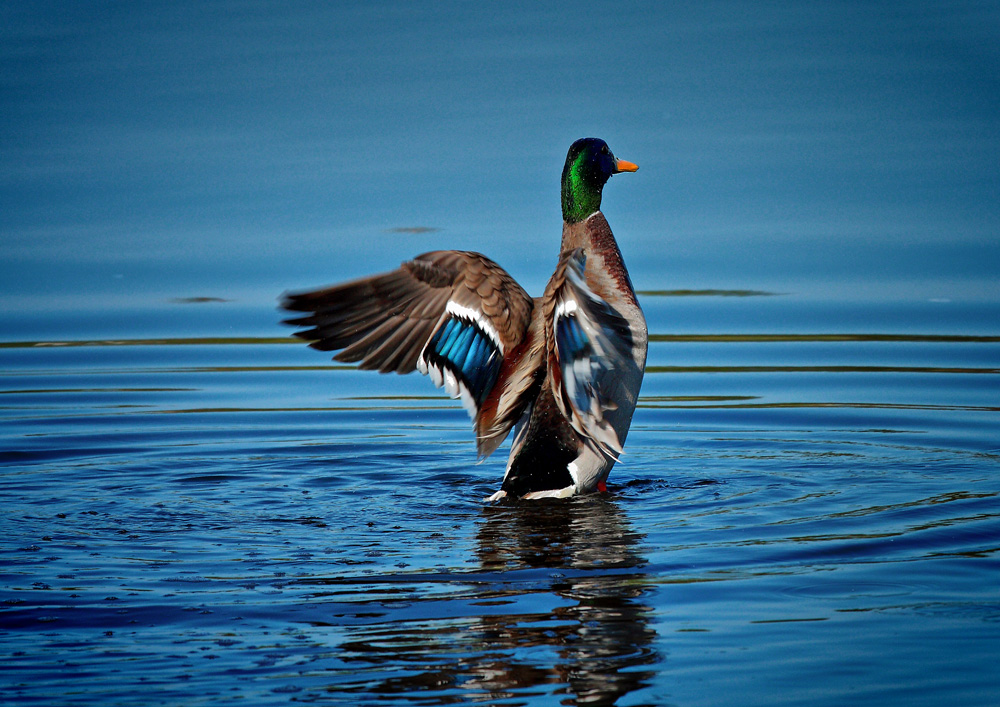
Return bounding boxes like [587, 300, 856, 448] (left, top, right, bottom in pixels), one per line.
[521, 485, 578, 500]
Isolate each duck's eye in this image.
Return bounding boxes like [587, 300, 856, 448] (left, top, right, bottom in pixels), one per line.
[601, 145, 609, 154]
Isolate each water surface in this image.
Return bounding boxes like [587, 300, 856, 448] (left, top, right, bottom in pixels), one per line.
[3, 294, 998, 705]
[3, 2, 1000, 705]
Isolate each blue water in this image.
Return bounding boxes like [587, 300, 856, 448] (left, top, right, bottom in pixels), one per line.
[2, 2, 1000, 706]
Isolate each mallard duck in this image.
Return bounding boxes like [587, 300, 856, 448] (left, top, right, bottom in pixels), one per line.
[282, 138, 646, 499]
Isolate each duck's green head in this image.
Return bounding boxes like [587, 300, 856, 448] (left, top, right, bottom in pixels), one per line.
[561, 137, 638, 224]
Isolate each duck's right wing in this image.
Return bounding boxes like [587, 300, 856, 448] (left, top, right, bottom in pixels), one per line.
[544, 248, 642, 460]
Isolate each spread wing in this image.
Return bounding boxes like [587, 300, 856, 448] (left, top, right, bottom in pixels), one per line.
[281, 250, 541, 458]
[545, 248, 642, 460]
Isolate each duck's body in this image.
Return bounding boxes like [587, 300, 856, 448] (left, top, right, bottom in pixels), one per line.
[282, 138, 646, 500]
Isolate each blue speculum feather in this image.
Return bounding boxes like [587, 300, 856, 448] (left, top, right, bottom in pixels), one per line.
[557, 314, 597, 412]
[450, 326, 476, 362]
[463, 334, 485, 375]
[427, 316, 504, 404]
[437, 319, 463, 359]
[557, 314, 591, 361]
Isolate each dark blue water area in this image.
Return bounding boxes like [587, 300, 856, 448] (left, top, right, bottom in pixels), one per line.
[3, 1, 1000, 705]
[2, 294, 999, 705]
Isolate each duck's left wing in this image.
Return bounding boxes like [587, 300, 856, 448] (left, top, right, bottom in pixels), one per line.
[281, 250, 539, 458]
[545, 248, 642, 459]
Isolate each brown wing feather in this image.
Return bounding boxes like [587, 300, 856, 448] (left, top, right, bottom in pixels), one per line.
[283, 251, 466, 373]
[474, 304, 546, 458]
[283, 257, 454, 368]
[283, 251, 540, 458]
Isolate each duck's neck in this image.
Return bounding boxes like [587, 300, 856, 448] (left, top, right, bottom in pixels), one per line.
[560, 212, 638, 302]
[561, 211, 611, 253]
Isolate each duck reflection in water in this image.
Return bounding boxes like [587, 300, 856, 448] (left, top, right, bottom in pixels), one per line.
[317, 498, 658, 705]
[464, 497, 658, 704]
